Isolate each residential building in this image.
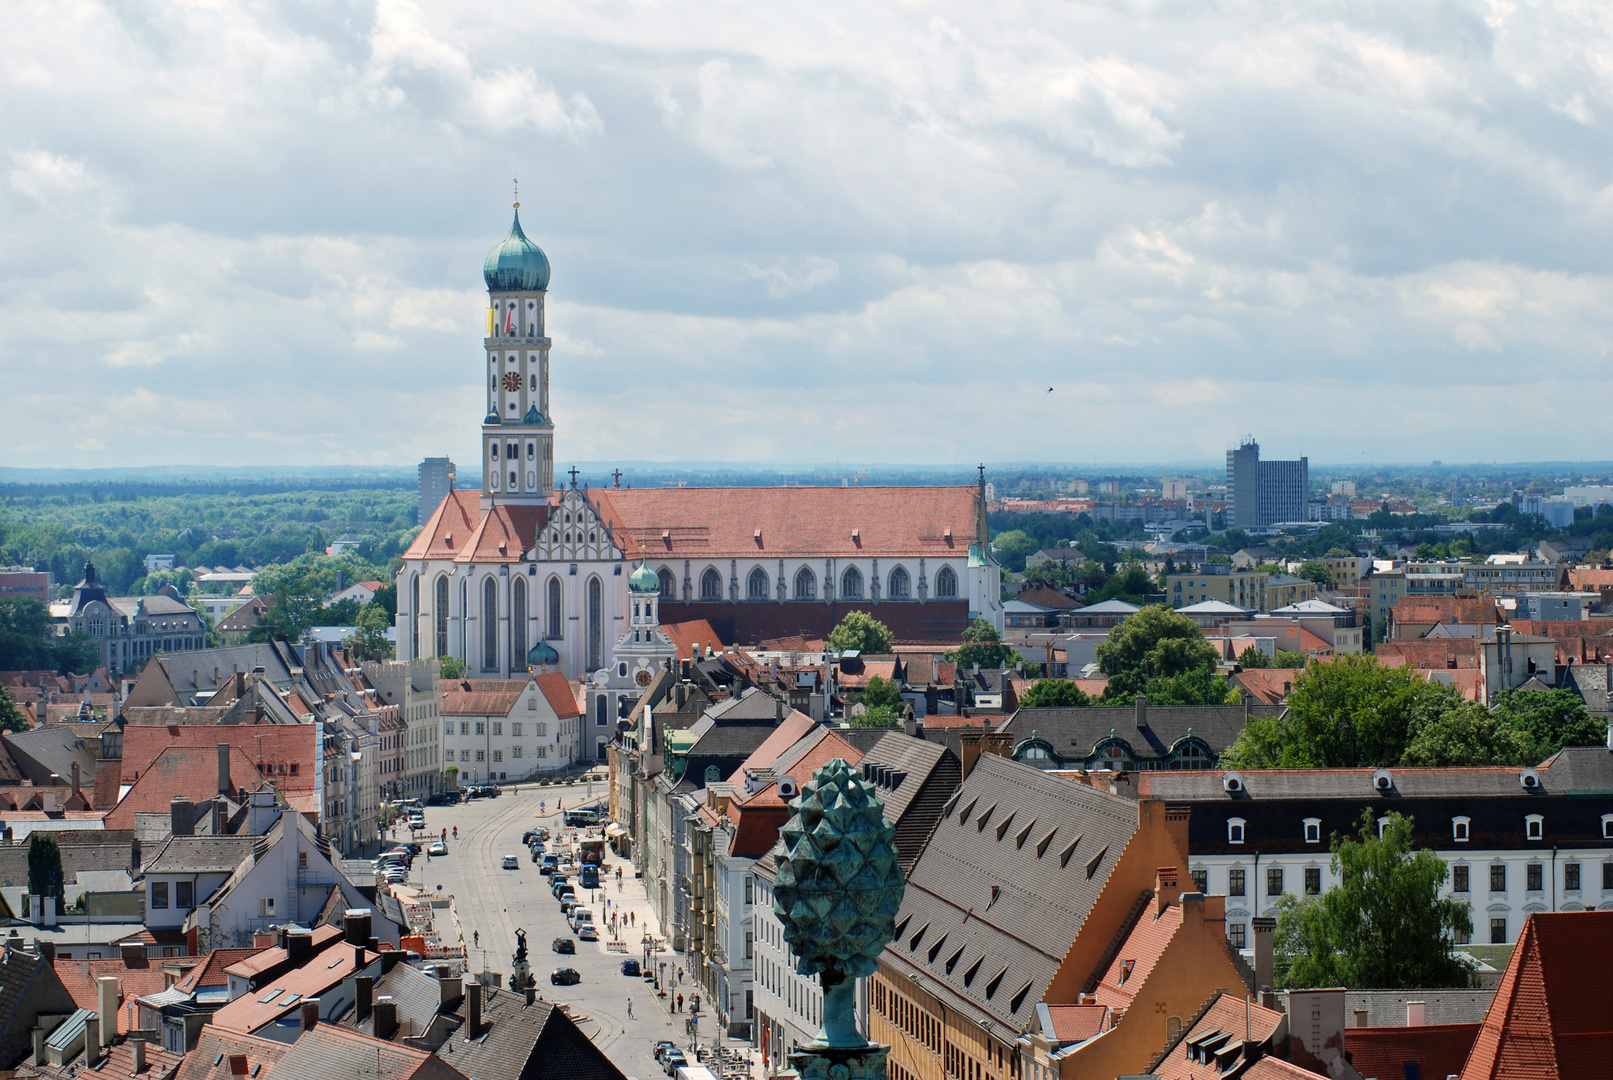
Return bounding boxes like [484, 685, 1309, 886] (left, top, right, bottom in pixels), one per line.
[1386, 595, 1500, 641]
[417, 457, 458, 526]
[1478, 626, 1558, 703]
[1263, 574, 1317, 610]
[1064, 599, 1138, 629]
[63, 564, 205, 676]
[1263, 599, 1364, 654]
[1167, 567, 1268, 611]
[1226, 439, 1308, 529]
[438, 673, 582, 783]
[871, 755, 1246, 1080]
[364, 658, 444, 800]
[1133, 747, 1613, 950]
[216, 596, 270, 645]
[0, 938, 80, 1069]
[177, 1015, 465, 1080]
[1001, 698, 1277, 771]
[0, 568, 51, 603]
[1463, 555, 1563, 596]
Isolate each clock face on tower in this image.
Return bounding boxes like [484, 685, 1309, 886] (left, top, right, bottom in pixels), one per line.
[502, 372, 520, 392]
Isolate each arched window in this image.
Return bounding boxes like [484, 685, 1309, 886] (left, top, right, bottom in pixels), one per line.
[888, 566, 911, 599]
[547, 577, 562, 640]
[935, 566, 958, 598]
[842, 566, 864, 600]
[434, 576, 450, 657]
[658, 568, 675, 599]
[795, 567, 817, 600]
[511, 577, 527, 670]
[482, 577, 498, 672]
[700, 567, 723, 601]
[747, 568, 770, 601]
[595, 695, 607, 725]
[410, 574, 420, 659]
[587, 577, 603, 670]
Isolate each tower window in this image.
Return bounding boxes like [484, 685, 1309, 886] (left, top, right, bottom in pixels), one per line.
[491, 445, 499, 459]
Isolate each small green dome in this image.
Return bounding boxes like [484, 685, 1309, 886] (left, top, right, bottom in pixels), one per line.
[527, 641, 559, 668]
[483, 209, 551, 292]
[629, 562, 661, 594]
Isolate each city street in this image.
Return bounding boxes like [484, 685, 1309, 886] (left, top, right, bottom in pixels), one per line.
[388, 782, 733, 1080]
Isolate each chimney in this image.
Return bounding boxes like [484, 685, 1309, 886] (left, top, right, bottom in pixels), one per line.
[1154, 867, 1181, 917]
[84, 1016, 101, 1063]
[170, 797, 194, 837]
[355, 975, 373, 1024]
[373, 997, 398, 1041]
[131, 1038, 145, 1074]
[1353, 1008, 1369, 1029]
[286, 930, 313, 960]
[1135, 693, 1148, 729]
[1406, 1001, 1426, 1027]
[213, 801, 227, 834]
[37, 939, 53, 962]
[229, 1053, 249, 1076]
[903, 702, 917, 738]
[344, 909, 372, 946]
[42, 896, 55, 928]
[1252, 916, 1277, 993]
[524, 986, 536, 1006]
[97, 975, 118, 1046]
[467, 981, 483, 1037]
[439, 971, 463, 1007]
[131, 837, 141, 871]
[218, 742, 231, 796]
[1180, 889, 1204, 926]
[70, 762, 80, 802]
[300, 999, 320, 1031]
[31, 1025, 46, 1062]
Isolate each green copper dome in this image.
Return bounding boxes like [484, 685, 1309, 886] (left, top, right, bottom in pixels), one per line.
[527, 641, 560, 668]
[629, 561, 660, 594]
[483, 209, 551, 292]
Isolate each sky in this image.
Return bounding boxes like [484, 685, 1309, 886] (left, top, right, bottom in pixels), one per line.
[4, 0, 1613, 470]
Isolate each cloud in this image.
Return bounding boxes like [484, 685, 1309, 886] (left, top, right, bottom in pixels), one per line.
[1, 0, 1612, 468]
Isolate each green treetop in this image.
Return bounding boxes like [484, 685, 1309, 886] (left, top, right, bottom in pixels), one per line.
[829, 612, 894, 655]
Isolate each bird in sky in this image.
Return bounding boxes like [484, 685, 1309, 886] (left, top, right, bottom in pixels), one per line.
[1047, 387, 1054, 393]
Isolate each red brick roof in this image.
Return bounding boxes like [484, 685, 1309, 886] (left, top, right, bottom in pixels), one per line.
[439, 679, 527, 717]
[533, 672, 582, 718]
[400, 489, 551, 564]
[591, 485, 980, 560]
[121, 724, 317, 796]
[1348, 1024, 1479, 1080]
[1391, 595, 1501, 628]
[174, 947, 261, 994]
[105, 744, 267, 829]
[1460, 910, 1613, 1079]
[1090, 904, 1181, 1012]
[1043, 1003, 1109, 1043]
[1229, 668, 1297, 705]
[1375, 638, 1480, 670]
[1567, 567, 1613, 591]
[55, 954, 182, 1033]
[1152, 992, 1286, 1079]
[662, 620, 725, 660]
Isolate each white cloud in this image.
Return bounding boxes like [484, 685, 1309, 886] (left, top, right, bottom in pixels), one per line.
[1, 0, 1612, 467]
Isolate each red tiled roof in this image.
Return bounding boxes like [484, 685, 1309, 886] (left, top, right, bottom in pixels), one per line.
[1567, 567, 1613, 590]
[1090, 904, 1181, 1012]
[1229, 668, 1296, 705]
[1241, 1060, 1324, 1079]
[210, 942, 368, 1034]
[1460, 910, 1613, 1080]
[1348, 1024, 1479, 1080]
[1392, 595, 1501, 627]
[1375, 638, 1481, 669]
[105, 744, 266, 830]
[400, 490, 550, 564]
[1043, 1003, 1109, 1043]
[174, 947, 261, 994]
[728, 729, 860, 857]
[439, 679, 526, 717]
[223, 925, 344, 979]
[1153, 992, 1285, 1079]
[592, 485, 980, 560]
[662, 620, 727, 660]
[55, 955, 183, 1033]
[533, 672, 582, 719]
[121, 725, 316, 794]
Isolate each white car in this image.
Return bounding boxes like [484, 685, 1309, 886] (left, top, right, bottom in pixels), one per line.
[577, 924, 599, 941]
[501, 855, 520, 870]
[428, 841, 448, 857]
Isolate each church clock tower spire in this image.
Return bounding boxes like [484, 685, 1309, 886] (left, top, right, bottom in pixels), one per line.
[480, 189, 555, 507]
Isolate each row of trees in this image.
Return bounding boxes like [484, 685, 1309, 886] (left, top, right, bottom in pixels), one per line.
[0, 598, 99, 675]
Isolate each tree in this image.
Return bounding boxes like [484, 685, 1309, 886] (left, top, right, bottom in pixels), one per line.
[850, 705, 902, 729]
[344, 602, 395, 660]
[991, 530, 1040, 572]
[0, 687, 27, 734]
[1141, 664, 1235, 706]
[1096, 605, 1220, 703]
[1272, 651, 1307, 669]
[1295, 560, 1335, 587]
[438, 656, 464, 680]
[950, 619, 1016, 669]
[1400, 699, 1534, 767]
[1220, 655, 1445, 769]
[1491, 689, 1607, 763]
[1275, 811, 1474, 989]
[829, 612, 894, 655]
[861, 675, 902, 710]
[27, 833, 63, 901]
[1238, 645, 1271, 669]
[1018, 679, 1091, 708]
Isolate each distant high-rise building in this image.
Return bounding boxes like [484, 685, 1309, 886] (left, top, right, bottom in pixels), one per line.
[417, 457, 457, 525]
[1225, 439, 1308, 528]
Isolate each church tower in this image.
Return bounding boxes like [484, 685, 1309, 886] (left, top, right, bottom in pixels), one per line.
[480, 200, 555, 507]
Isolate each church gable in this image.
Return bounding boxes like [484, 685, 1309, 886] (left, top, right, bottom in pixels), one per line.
[532, 488, 621, 563]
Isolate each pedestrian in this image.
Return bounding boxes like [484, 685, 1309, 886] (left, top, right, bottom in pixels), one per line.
[473, 930, 479, 947]
[677, 993, 683, 1012]
[453, 826, 458, 839]
[630, 911, 635, 926]
[627, 996, 633, 1019]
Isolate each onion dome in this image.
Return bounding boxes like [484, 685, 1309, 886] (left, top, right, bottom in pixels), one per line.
[483, 209, 551, 292]
[629, 561, 660, 594]
[527, 641, 560, 669]
[523, 404, 545, 425]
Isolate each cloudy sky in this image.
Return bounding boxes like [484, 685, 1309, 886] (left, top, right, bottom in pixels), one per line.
[4, 0, 1612, 469]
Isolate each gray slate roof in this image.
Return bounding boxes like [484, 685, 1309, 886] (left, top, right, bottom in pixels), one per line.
[3, 727, 99, 787]
[143, 834, 257, 875]
[1000, 703, 1283, 760]
[440, 985, 628, 1080]
[883, 753, 1143, 1032]
[1276, 987, 1496, 1027]
[858, 732, 961, 874]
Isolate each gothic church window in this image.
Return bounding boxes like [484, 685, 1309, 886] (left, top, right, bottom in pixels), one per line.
[435, 576, 450, 657]
[547, 577, 562, 640]
[747, 568, 769, 601]
[482, 578, 498, 671]
[936, 566, 958, 598]
[410, 574, 420, 658]
[658, 568, 675, 598]
[512, 577, 527, 670]
[842, 566, 864, 600]
[588, 577, 603, 669]
[889, 566, 911, 599]
[701, 568, 723, 601]
[795, 567, 817, 600]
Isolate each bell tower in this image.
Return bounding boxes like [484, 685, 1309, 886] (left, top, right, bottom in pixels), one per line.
[480, 190, 555, 508]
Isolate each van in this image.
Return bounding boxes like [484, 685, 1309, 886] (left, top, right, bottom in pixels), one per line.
[570, 907, 593, 931]
[677, 1066, 721, 1080]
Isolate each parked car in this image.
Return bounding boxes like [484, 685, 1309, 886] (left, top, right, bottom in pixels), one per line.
[651, 1040, 675, 1062]
[662, 1049, 687, 1075]
[550, 874, 569, 896]
[552, 938, 576, 954]
[550, 968, 581, 986]
[578, 924, 599, 941]
[522, 830, 540, 845]
[501, 855, 519, 870]
[427, 841, 448, 857]
[559, 898, 577, 916]
[620, 959, 641, 977]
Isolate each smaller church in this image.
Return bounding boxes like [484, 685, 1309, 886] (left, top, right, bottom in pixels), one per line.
[394, 207, 1002, 758]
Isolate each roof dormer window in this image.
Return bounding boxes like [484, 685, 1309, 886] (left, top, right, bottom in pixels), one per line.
[1602, 814, 1613, 840]
[1303, 818, 1321, 844]
[1525, 814, 1544, 841]
[1228, 818, 1246, 845]
[1452, 816, 1471, 843]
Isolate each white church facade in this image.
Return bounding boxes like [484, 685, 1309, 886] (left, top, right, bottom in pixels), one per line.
[394, 206, 1002, 755]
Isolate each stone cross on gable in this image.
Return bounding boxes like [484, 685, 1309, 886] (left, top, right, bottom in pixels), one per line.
[568, 466, 580, 489]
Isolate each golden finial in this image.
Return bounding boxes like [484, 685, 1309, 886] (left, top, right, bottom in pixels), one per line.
[513, 175, 520, 210]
